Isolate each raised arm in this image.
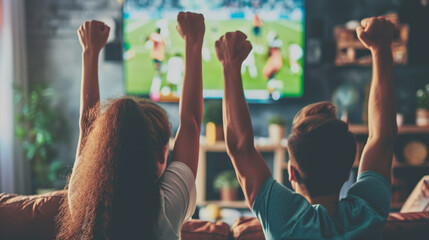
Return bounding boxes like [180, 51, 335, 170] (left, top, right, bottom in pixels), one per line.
[215, 31, 271, 207]
[172, 12, 205, 178]
[356, 17, 397, 180]
[76, 21, 110, 158]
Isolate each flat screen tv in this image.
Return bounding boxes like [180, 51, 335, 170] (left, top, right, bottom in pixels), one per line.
[123, 0, 305, 102]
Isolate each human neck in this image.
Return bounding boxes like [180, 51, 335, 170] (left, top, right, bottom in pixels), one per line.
[308, 194, 339, 216]
[293, 184, 340, 216]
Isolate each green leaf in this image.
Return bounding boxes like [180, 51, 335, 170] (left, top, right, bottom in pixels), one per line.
[22, 104, 30, 116]
[15, 126, 26, 139]
[39, 147, 47, 160]
[44, 132, 53, 144]
[48, 172, 56, 182]
[36, 131, 46, 144]
[49, 160, 62, 172]
[213, 170, 239, 191]
[26, 145, 37, 160]
[30, 91, 38, 103]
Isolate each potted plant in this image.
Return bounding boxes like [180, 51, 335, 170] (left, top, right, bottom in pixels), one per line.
[214, 170, 239, 202]
[14, 84, 64, 193]
[416, 85, 429, 126]
[268, 115, 287, 143]
[203, 101, 223, 145]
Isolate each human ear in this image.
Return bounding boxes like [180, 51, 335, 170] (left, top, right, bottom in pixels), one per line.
[289, 163, 298, 183]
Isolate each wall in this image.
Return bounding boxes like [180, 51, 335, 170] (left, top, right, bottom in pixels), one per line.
[25, 0, 429, 183]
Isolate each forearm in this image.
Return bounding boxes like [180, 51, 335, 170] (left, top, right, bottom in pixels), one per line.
[368, 47, 397, 141]
[77, 50, 100, 155]
[80, 50, 100, 124]
[179, 41, 203, 127]
[222, 64, 271, 206]
[173, 41, 203, 176]
[222, 65, 255, 153]
[359, 47, 397, 178]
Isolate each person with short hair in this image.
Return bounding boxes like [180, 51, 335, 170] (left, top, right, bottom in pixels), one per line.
[215, 16, 397, 239]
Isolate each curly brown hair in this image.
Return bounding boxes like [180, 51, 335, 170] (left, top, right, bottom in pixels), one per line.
[56, 97, 171, 240]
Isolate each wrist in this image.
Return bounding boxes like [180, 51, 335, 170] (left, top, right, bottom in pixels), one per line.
[82, 49, 100, 58]
[370, 45, 392, 55]
[185, 40, 203, 50]
[222, 62, 241, 74]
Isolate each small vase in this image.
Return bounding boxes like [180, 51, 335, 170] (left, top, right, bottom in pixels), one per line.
[220, 188, 237, 202]
[269, 124, 285, 144]
[206, 122, 224, 145]
[416, 108, 429, 127]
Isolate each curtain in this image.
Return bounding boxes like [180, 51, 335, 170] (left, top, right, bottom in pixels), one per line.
[0, 0, 29, 194]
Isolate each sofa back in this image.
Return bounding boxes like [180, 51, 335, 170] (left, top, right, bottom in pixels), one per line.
[0, 190, 66, 240]
[1, 191, 429, 240]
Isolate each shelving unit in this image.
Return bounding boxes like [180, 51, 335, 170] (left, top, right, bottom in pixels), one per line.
[198, 200, 248, 209]
[195, 138, 287, 207]
[168, 125, 429, 209]
[349, 124, 429, 209]
[349, 124, 429, 135]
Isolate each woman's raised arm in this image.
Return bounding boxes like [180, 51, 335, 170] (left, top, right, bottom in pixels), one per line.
[75, 21, 110, 159]
[172, 12, 205, 178]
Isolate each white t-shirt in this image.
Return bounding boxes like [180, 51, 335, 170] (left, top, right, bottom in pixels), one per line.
[156, 161, 196, 240]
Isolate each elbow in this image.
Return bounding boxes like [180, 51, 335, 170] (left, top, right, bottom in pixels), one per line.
[368, 128, 397, 149]
[225, 133, 255, 157]
[180, 117, 202, 134]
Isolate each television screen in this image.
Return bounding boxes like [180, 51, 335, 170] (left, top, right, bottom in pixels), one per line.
[123, 0, 305, 102]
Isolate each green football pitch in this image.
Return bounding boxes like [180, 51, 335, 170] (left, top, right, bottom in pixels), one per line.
[124, 19, 304, 98]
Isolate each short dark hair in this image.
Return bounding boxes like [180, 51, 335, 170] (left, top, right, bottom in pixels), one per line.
[287, 102, 356, 197]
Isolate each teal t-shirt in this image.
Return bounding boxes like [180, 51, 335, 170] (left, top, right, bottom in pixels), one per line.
[252, 171, 391, 240]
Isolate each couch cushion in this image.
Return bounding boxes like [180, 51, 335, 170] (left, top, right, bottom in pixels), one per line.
[231, 217, 265, 240]
[233, 213, 429, 240]
[382, 211, 429, 240]
[0, 190, 66, 240]
[181, 219, 230, 240]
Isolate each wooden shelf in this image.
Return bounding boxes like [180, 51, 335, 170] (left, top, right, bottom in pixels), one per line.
[197, 200, 248, 209]
[194, 137, 287, 205]
[199, 138, 288, 152]
[393, 161, 429, 168]
[349, 125, 429, 135]
[390, 201, 404, 210]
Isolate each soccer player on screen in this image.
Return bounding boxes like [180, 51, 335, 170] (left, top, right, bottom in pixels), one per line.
[252, 13, 262, 37]
[148, 28, 165, 74]
[147, 28, 166, 101]
[241, 49, 258, 79]
[263, 31, 284, 98]
[216, 16, 397, 239]
[166, 53, 184, 97]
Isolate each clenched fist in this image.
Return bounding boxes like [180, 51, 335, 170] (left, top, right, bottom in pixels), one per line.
[215, 31, 252, 66]
[176, 12, 205, 45]
[356, 17, 395, 51]
[78, 20, 110, 53]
